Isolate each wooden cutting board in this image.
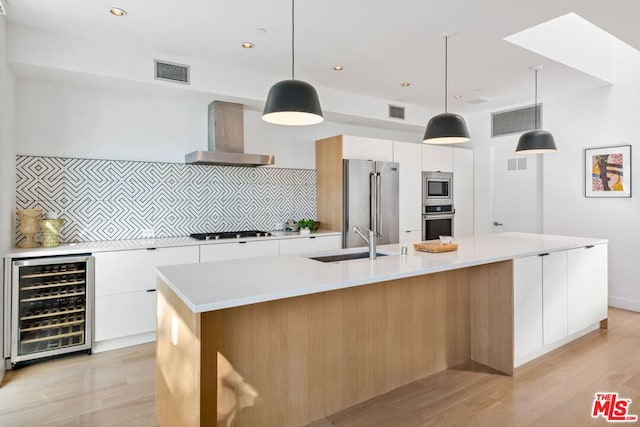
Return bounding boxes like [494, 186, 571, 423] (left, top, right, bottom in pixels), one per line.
[413, 241, 459, 253]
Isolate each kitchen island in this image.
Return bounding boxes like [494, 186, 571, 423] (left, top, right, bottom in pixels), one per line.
[155, 232, 608, 427]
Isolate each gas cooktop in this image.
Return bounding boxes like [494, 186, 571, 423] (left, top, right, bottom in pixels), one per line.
[189, 230, 272, 241]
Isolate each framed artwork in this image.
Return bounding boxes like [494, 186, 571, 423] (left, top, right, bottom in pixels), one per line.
[585, 145, 632, 198]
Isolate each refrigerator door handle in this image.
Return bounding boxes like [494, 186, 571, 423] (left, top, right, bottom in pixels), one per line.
[370, 172, 377, 234]
[375, 172, 382, 237]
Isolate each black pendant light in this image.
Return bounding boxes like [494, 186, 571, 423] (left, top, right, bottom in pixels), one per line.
[516, 66, 557, 154]
[262, 0, 323, 126]
[423, 34, 470, 144]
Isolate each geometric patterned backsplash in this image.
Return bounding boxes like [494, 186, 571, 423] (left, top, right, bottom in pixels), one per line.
[16, 156, 317, 243]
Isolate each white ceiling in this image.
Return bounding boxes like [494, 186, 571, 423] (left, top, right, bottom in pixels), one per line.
[5, 0, 640, 114]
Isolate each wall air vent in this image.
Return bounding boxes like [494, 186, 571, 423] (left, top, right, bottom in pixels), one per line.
[389, 105, 405, 120]
[154, 60, 190, 84]
[0, 0, 6, 16]
[491, 104, 541, 138]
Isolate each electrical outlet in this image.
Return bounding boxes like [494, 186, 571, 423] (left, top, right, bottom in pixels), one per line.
[141, 228, 155, 239]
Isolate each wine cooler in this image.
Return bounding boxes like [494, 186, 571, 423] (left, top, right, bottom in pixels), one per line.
[10, 255, 94, 365]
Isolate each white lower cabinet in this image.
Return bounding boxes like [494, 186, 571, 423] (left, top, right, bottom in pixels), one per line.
[93, 245, 199, 349]
[200, 240, 280, 262]
[568, 244, 608, 335]
[514, 256, 543, 361]
[278, 235, 341, 255]
[94, 291, 156, 342]
[513, 245, 607, 366]
[542, 251, 568, 345]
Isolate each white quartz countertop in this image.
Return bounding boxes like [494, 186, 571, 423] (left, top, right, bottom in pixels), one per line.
[4, 230, 341, 258]
[156, 232, 608, 313]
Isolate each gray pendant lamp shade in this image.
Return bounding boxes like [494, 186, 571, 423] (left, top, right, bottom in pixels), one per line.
[262, 0, 323, 126]
[424, 35, 469, 144]
[516, 66, 557, 154]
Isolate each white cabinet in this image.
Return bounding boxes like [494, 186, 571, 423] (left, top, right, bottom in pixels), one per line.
[514, 245, 607, 365]
[393, 141, 422, 233]
[514, 256, 543, 361]
[93, 245, 199, 345]
[94, 246, 199, 296]
[542, 251, 568, 345]
[200, 240, 279, 263]
[95, 291, 156, 342]
[422, 145, 453, 172]
[279, 235, 342, 255]
[453, 148, 474, 237]
[342, 135, 393, 161]
[567, 244, 608, 334]
[399, 230, 422, 246]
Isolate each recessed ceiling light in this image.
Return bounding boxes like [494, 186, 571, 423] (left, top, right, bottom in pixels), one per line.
[242, 42, 255, 49]
[453, 95, 463, 99]
[109, 7, 127, 17]
[333, 65, 344, 71]
[401, 82, 411, 87]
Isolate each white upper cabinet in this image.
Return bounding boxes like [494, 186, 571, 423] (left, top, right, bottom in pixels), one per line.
[453, 148, 474, 237]
[422, 145, 454, 172]
[393, 141, 422, 232]
[342, 135, 393, 161]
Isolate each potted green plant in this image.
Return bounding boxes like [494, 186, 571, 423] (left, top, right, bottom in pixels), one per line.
[297, 219, 318, 235]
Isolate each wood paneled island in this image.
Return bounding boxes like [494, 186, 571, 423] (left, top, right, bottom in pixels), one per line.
[155, 233, 608, 427]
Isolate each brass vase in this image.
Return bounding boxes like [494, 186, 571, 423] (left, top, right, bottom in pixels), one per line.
[40, 218, 65, 248]
[17, 209, 43, 248]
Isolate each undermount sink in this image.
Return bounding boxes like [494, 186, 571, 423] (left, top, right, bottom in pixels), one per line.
[309, 252, 388, 263]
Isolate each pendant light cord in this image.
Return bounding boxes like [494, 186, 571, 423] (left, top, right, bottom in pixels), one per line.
[444, 36, 448, 113]
[534, 69, 538, 129]
[291, 0, 295, 80]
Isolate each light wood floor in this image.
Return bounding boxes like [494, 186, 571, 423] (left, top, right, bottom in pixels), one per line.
[1, 307, 639, 426]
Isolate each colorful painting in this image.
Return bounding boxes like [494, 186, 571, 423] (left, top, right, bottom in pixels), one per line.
[585, 145, 632, 198]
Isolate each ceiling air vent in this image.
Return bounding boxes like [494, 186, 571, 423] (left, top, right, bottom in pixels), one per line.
[389, 105, 405, 120]
[0, 0, 6, 16]
[491, 104, 541, 138]
[154, 60, 190, 84]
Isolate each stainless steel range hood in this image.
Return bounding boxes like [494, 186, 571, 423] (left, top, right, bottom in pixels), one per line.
[185, 101, 275, 166]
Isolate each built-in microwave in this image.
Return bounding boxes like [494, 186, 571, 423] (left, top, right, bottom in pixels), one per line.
[422, 171, 453, 206]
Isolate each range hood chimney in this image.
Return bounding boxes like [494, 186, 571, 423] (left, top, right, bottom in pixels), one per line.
[185, 101, 275, 166]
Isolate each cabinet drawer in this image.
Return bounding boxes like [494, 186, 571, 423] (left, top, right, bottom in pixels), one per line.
[200, 240, 280, 263]
[94, 246, 199, 296]
[279, 235, 342, 255]
[94, 290, 156, 342]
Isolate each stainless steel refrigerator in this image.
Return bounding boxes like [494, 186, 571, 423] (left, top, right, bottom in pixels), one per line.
[343, 159, 399, 248]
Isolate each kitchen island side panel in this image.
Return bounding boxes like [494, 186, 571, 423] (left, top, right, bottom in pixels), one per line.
[196, 268, 487, 427]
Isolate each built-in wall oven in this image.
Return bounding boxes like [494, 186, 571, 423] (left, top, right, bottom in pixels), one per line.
[5, 254, 94, 366]
[422, 171, 455, 241]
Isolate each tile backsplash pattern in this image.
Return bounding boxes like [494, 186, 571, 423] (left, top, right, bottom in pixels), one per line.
[16, 156, 317, 243]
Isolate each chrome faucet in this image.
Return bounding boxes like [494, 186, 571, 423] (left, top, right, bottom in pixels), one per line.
[353, 226, 377, 260]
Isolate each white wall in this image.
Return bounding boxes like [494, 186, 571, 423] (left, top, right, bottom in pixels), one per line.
[16, 78, 422, 168]
[0, 14, 16, 383]
[470, 40, 640, 311]
[542, 41, 640, 311]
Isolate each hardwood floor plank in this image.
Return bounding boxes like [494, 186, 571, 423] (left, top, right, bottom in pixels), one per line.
[0, 308, 638, 427]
